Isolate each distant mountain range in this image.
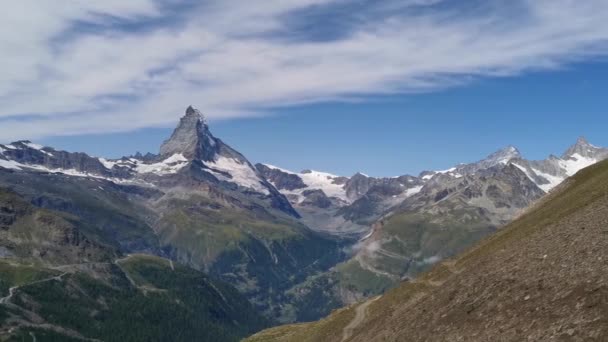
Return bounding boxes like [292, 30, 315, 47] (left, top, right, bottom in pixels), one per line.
[247, 155, 608, 342]
[1, 106, 608, 338]
[258, 136, 607, 234]
[254, 135, 608, 317]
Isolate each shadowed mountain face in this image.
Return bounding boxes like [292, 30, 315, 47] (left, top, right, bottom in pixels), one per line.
[246, 159, 608, 342]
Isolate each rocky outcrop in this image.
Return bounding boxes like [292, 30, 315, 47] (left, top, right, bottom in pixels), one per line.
[256, 164, 307, 191]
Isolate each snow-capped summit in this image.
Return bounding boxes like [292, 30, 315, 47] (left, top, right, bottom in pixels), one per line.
[158, 107, 305, 200]
[257, 164, 350, 203]
[509, 137, 608, 192]
[562, 136, 607, 160]
[419, 146, 521, 181]
[485, 146, 522, 165]
[156, 106, 277, 193]
[462, 145, 522, 173]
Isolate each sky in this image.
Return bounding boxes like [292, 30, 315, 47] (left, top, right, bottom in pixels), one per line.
[2, 0, 608, 176]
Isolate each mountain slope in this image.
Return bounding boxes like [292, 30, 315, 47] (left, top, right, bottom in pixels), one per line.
[0, 186, 268, 341]
[275, 163, 545, 321]
[247, 159, 608, 342]
[0, 254, 268, 341]
[256, 139, 608, 320]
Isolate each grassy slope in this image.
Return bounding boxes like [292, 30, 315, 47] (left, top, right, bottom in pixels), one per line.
[0, 262, 60, 297]
[279, 207, 495, 323]
[155, 192, 345, 322]
[155, 193, 304, 266]
[246, 159, 608, 342]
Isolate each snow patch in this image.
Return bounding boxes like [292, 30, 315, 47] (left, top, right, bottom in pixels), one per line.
[23, 142, 44, 150]
[261, 163, 293, 174]
[0, 159, 22, 170]
[531, 168, 565, 193]
[298, 170, 348, 201]
[262, 164, 348, 202]
[512, 163, 535, 181]
[405, 185, 423, 197]
[559, 153, 596, 176]
[437, 167, 456, 174]
[207, 156, 269, 194]
[136, 154, 189, 175]
[423, 167, 462, 180]
[98, 158, 117, 169]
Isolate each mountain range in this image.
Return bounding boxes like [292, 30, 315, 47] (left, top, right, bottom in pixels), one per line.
[256, 135, 608, 319]
[247, 154, 608, 342]
[1, 106, 608, 339]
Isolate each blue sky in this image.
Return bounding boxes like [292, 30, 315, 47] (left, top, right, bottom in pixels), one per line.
[42, 60, 608, 176]
[2, 1, 608, 176]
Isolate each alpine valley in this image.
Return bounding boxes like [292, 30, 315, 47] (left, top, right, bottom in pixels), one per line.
[1, 106, 607, 340]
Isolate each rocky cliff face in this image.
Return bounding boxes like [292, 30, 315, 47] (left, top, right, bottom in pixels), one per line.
[0, 187, 117, 265]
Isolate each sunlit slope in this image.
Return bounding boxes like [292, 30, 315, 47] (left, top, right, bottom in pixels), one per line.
[247, 159, 608, 342]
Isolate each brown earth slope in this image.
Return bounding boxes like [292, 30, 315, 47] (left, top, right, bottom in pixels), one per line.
[246, 159, 608, 342]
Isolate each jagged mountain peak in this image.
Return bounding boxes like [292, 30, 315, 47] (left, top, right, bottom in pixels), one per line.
[185, 105, 207, 124]
[433, 145, 523, 177]
[352, 172, 370, 179]
[484, 145, 522, 165]
[562, 136, 602, 159]
[576, 136, 590, 145]
[159, 106, 216, 161]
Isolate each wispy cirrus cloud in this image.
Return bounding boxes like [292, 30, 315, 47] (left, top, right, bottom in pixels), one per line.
[1, 0, 608, 140]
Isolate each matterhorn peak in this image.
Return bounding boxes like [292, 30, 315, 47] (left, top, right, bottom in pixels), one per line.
[159, 106, 217, 160]
[185, 105, 207, 124]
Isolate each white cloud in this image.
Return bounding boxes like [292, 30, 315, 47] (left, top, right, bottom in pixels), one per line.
[1, 0, 608, 140]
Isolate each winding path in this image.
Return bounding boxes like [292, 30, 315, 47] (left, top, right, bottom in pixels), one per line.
[0, 272, 67, 305]
[340, 259, 464, 341]
[341, 296, 381, 342]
